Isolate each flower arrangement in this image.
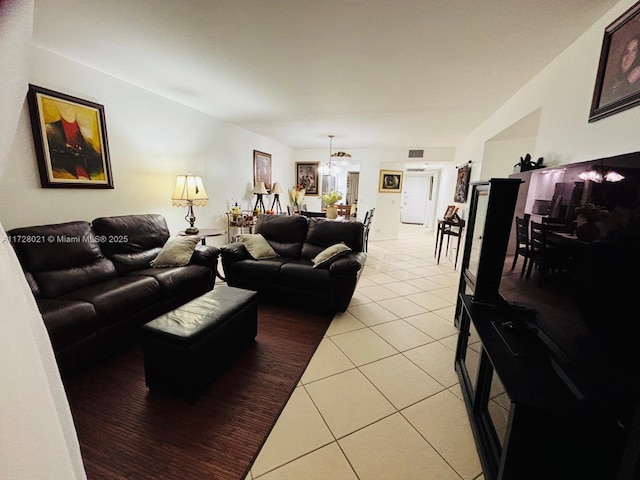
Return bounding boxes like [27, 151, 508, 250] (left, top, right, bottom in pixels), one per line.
[321, 190, 343, 206]
[289, 185, 306, 206]
[574, 202, 609, 223]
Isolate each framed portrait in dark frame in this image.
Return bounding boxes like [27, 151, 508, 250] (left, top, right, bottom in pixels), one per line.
[27, 84, 113, 188]
[253, 150, 272, 191]
[589, 1, 640, 122]
[454, 164, 471, 203]
[295, 162, 319, 196]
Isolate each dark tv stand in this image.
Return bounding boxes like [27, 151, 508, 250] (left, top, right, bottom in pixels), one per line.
[453, 179, 624, 479]
[455, 294, 620, 479]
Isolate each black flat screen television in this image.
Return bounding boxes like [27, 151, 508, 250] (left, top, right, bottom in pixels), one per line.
[498, 151, 640, 434]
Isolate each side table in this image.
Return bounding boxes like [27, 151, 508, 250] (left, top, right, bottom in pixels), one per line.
[178, 228, 225, 245]
[434, 218, 466, 269]
[178, 228, 226, 281]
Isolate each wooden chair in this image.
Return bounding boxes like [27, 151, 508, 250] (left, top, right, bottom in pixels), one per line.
[526, 220, 573, 285]
[336, 204, 351, 217]
[511, 215, 532, 276]
[362, 208, 375, 252]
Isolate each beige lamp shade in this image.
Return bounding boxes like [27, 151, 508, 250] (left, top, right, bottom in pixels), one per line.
[270, 182, 283, 194]
[253, 181, 269, 195]
[171, 174, 209, 207]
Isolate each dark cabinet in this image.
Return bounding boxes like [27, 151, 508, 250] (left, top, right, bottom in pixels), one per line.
[454, 179, 622, 480]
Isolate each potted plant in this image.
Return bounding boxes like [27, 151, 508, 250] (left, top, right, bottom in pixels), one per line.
[321, 190, 343, 219]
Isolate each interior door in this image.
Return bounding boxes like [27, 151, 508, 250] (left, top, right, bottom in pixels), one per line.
[401, 174, 429, 224]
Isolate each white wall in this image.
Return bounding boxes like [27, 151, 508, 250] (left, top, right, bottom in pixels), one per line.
[0, 1, 86, 478]
[0, 47, 295, 248]
[454, 0, 640, 175]
[293, 146, 455, 240]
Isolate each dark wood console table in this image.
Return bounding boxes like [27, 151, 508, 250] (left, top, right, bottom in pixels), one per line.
[434, 218, 466, 268]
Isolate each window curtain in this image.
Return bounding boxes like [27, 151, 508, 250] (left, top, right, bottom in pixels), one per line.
[0, 1, 86, 478]
[346, 172, 359, 205]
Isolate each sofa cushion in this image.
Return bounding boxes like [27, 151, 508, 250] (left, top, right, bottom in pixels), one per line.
[312, 243, 352, 268]
[302, 218, 365, 260]
[238, 233, 278, 260]
[38, 299, 98, 350]
[129, 265, 212, 297]
[92, 214, 171, 274]
[255, 214, 308, 258]
[279, 260, 333, 291]
[228, 257, 291, 290]
[34, 257, 118, 298]
[9, 220, 107, 272]
[151, 236, 201, 267]
[60, 275, 161, 327]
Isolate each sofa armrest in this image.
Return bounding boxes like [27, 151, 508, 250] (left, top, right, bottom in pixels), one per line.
[328, 252, 367, 275]
[190, 245, 220, 271]
[220, 242, 250, 261]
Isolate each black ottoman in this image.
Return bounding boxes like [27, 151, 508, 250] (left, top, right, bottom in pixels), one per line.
[140, 285, 258, 398]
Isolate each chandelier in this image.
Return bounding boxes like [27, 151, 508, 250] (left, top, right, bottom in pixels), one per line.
[578, 164, 625, 183]
[318, 135, 350, 175]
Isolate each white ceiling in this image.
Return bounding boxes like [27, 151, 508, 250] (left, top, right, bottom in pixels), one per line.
[32, 0, 619, 150]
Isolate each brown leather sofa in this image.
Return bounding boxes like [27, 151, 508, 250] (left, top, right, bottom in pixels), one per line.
[220, 215, 367, 312]
[8, 214, 220, 374]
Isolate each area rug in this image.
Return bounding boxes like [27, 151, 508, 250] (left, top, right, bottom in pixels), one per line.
[63, 303, 333, 480]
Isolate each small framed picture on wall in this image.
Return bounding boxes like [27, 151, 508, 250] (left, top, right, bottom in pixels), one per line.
[378, 170, 403, 193]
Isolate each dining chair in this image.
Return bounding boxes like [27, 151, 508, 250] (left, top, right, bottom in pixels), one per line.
[511, 215, 532, 276]
[362, 208, 375, 252]
[336, 204, 351, 216]
[526, 220, 573, 285]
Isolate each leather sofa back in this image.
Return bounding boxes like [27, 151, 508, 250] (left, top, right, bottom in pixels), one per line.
[8, 221, 117, 298]
[301, 218, 365, 260]
[92, 214, 170, 274]
[255, 214, 308, 258]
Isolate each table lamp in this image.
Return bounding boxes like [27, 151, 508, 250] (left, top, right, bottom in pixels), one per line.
[253, 181, 268, 213]
[270, 182, 283, 214]
[172, 173, 209, 234]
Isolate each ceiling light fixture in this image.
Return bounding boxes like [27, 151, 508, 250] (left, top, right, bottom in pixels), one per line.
[578, 164, 625, 183]
[318, 135, 349, 176]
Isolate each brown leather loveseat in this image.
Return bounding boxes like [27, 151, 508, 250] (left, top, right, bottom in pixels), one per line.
[220, 215, 366, 312]
[8, 214, 220, 374]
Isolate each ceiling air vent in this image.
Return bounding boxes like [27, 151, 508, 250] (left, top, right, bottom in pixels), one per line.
[408, 149, 424, 158]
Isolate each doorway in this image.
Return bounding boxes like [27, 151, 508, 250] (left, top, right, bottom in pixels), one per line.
[401, 173, 438, 228]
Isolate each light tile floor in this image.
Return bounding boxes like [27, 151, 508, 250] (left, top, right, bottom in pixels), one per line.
[245, 223, 484, 480]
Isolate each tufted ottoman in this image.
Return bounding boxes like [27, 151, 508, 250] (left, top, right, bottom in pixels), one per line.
[140, 285, 258, 398]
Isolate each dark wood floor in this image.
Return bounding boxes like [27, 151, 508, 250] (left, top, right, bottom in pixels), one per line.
[63, 303, 332, 480]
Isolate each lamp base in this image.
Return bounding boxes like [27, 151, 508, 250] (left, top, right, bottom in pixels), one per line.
[184, 226, 200, 235]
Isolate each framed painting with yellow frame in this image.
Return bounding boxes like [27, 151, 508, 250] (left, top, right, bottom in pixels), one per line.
[378, 169, 403, 193]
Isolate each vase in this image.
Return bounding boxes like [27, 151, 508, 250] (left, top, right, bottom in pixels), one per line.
[326, 205, 338, 219]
